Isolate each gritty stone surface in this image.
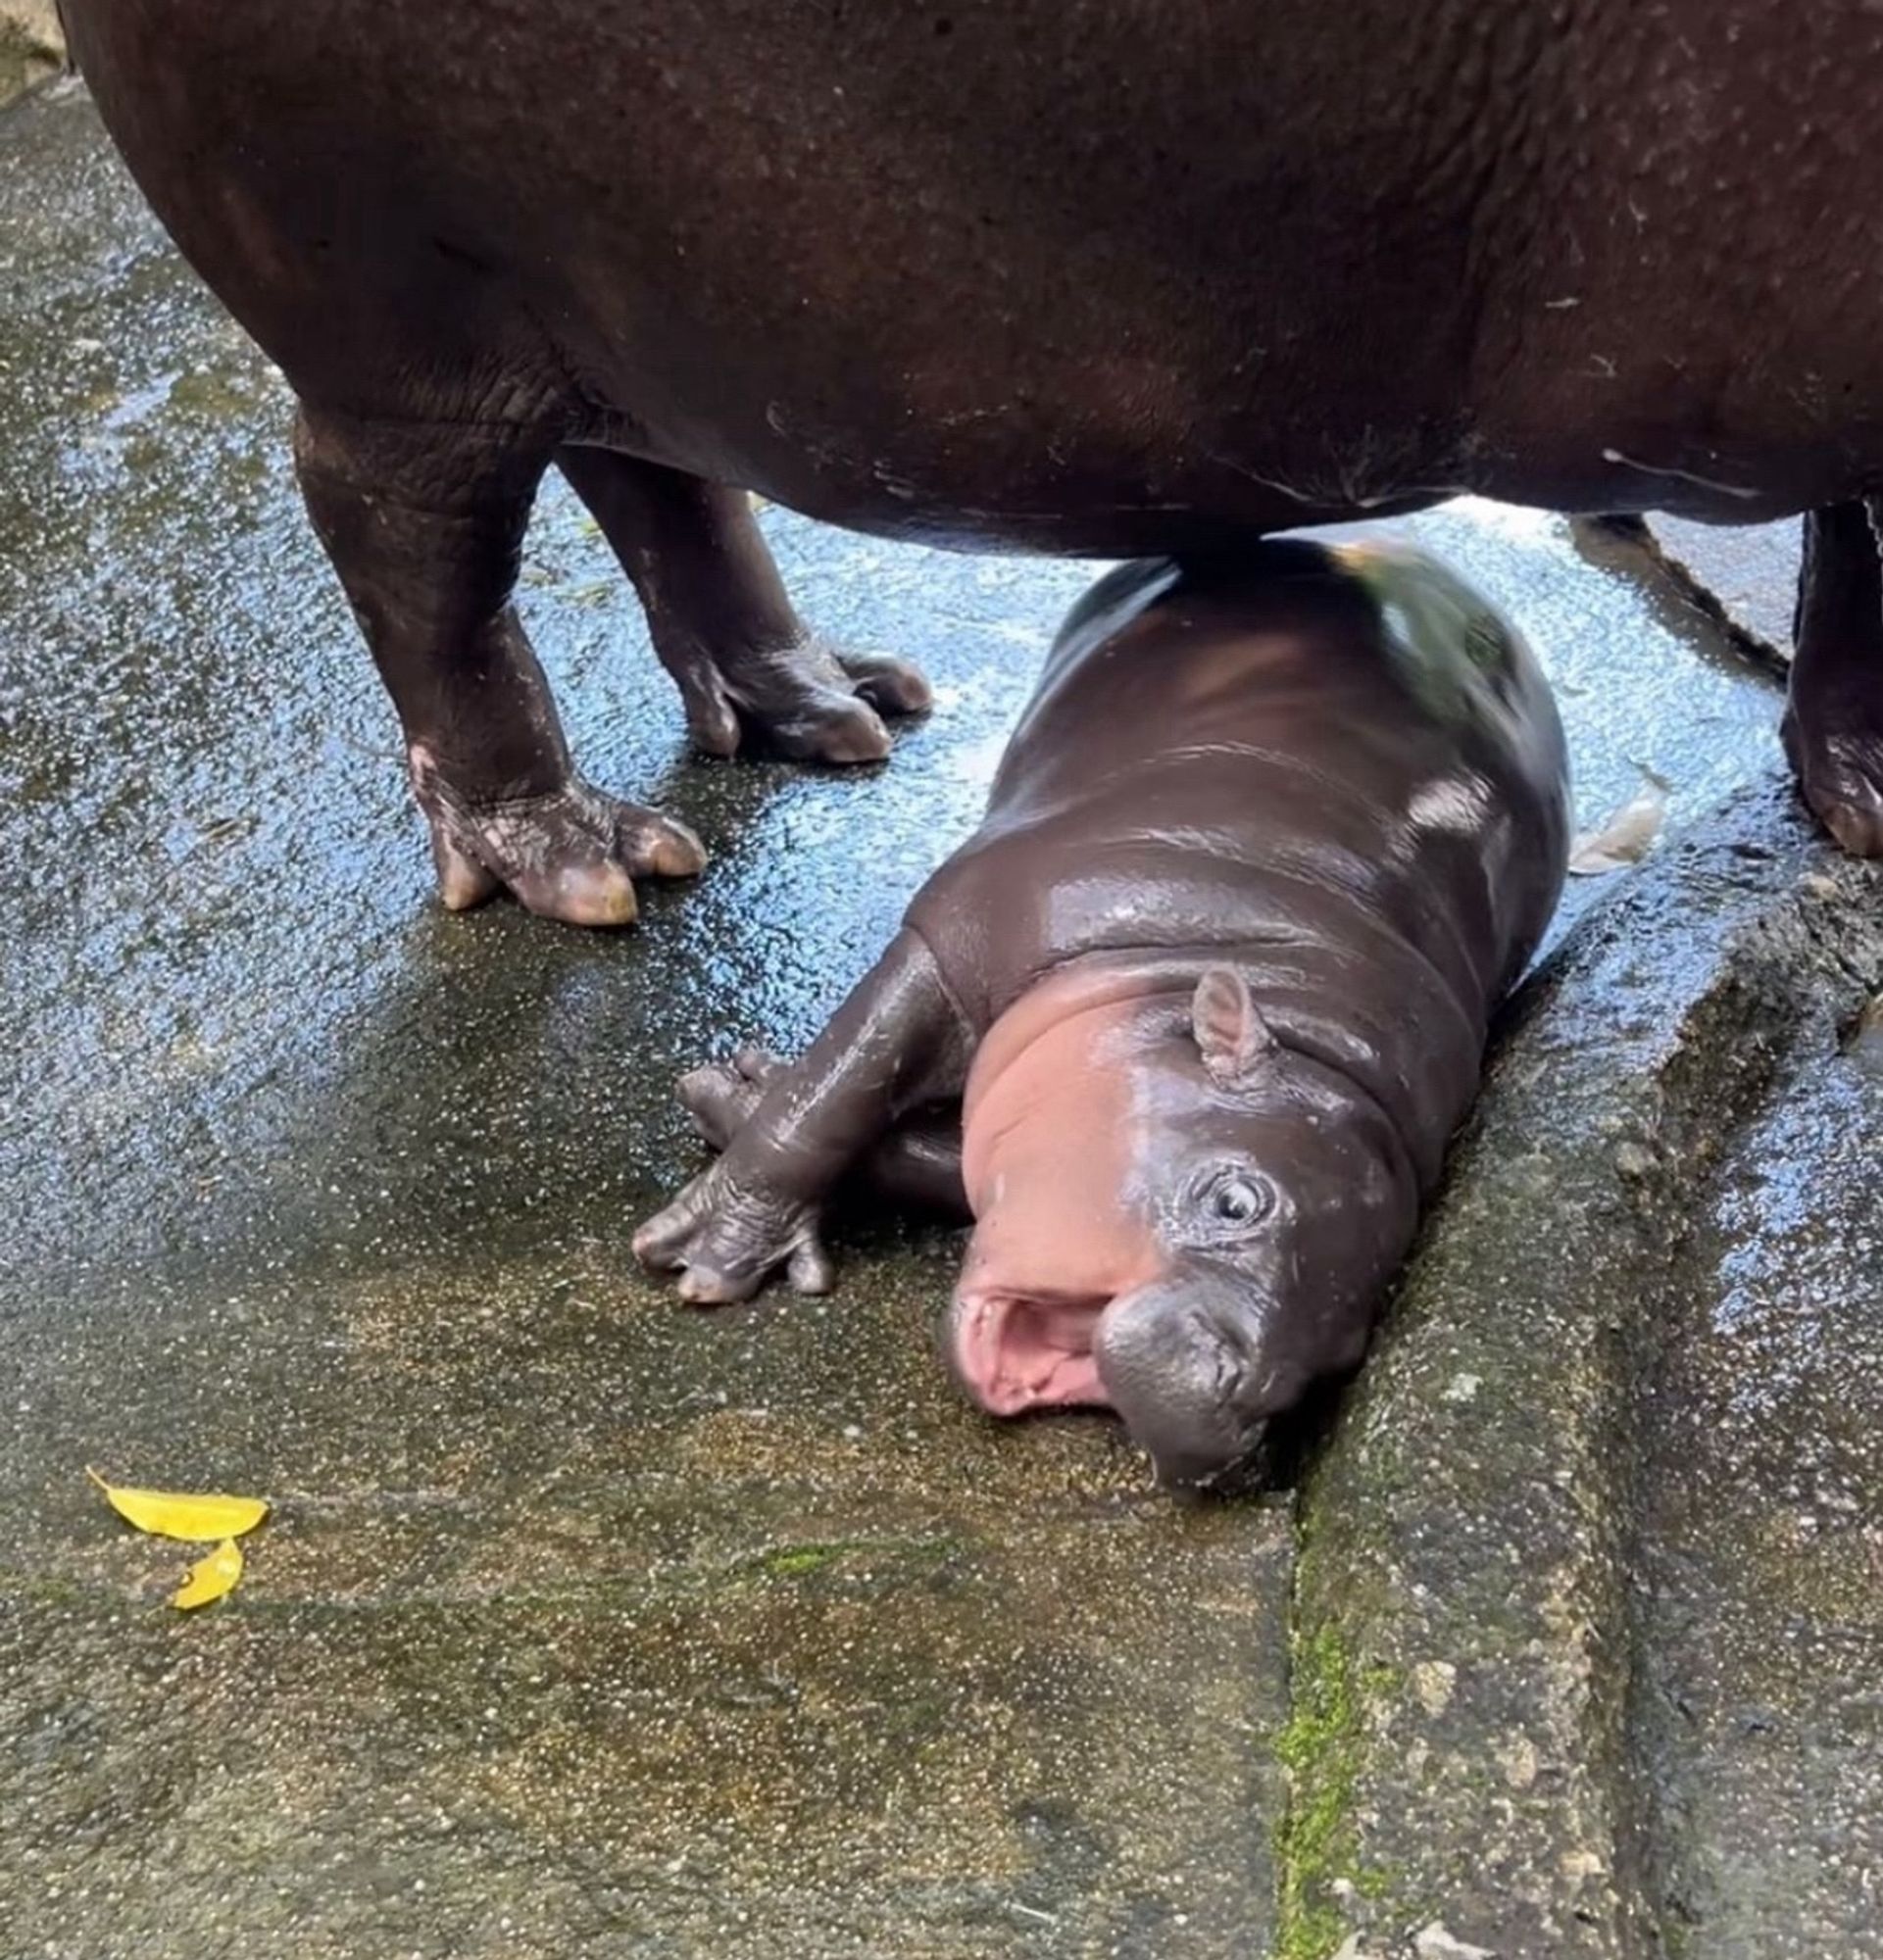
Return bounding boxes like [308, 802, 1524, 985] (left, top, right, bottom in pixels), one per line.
[0, 25, 58, 104]
[1, 77, 1873, 1960]
[0, 0, 60, 42]
[0, 0, 61, 105]
[1629, 970, 1883, 1954]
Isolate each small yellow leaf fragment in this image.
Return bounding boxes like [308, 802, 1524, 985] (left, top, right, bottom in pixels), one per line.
[172, 1538, 243, 1611]
[86, 1467, 269, 1543]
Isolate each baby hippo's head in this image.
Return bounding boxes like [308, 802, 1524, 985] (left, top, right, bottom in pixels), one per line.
[948, 967, 1419, 1491]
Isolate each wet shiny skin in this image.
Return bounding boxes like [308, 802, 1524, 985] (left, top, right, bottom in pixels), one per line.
[640, 544, 1570, 1487]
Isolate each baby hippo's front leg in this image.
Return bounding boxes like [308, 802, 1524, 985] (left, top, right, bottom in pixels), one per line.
[633, 929, 970, 1302]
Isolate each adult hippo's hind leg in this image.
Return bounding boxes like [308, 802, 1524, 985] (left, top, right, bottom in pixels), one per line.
[1783, 499, 1883, 856]
[556, 446, 931, 763]
[294, 409, 707, 923]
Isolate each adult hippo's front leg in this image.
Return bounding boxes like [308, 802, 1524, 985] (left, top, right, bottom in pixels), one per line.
[293, 411, 930, 927]
[294, 408, 708, 925]
[1783, 500, 1883, 857]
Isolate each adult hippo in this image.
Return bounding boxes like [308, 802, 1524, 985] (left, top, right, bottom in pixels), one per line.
[58, 0, 1883, 920]
[636, 540, 1570, 1488]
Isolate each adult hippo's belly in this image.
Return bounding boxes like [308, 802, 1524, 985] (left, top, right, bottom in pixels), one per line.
[59, 0, 1883, 909]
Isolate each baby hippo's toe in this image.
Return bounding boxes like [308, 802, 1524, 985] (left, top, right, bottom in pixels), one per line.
[675, 1047, 788, 1152]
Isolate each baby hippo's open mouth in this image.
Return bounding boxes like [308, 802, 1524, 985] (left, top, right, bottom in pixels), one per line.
[949, 1273, 1274, 1493]
[951, 1289, 1115, 1415]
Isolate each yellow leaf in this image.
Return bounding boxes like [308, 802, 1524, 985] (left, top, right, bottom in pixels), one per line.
[172, 1538, 243, 1611]
[86, 1467, 269, 1543]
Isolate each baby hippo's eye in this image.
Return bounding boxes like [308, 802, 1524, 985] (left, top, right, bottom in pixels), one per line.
[1210, 1171, 1273, 1228]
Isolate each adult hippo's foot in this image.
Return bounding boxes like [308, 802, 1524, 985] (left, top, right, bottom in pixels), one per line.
[293, 406, 916, 929]
[1783, 500, 1883, 857]
[410, 749, 704, 925]
[1784, 707, 1883, 857]
[556, 447, 931, 764]
[666, 635, 932, 766]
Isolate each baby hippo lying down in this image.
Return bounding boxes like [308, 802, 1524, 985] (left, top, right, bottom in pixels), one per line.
[637, 540, 1570, 1488]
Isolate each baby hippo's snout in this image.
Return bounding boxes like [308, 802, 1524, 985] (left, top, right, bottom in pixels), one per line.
[1093, 1277, 1284, 1491]
[945, 1265, 1294, 1491]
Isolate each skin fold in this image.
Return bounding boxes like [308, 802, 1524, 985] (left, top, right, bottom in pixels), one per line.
[55, 0, 1883, 921]
[638, 541, 1571, 1488]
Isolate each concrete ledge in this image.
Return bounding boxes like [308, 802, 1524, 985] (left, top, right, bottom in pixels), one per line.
[1276, 780, 1883, 1959]
[1627, 516, 1800, 675]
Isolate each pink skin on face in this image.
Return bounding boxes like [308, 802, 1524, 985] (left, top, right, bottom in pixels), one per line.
[951, 993, 1167, 1415]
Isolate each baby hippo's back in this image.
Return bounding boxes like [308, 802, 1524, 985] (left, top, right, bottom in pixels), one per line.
[907, 541, 1571, 1029]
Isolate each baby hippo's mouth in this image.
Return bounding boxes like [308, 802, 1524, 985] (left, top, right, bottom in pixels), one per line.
[949, 1274, 1273, 1493]
[951, 1289, 1115, 1416]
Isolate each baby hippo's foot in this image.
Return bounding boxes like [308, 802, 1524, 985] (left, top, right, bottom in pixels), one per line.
[633, 1157, 833, 1303]
[1783, 692, 1883, 857]
[676, 638, 931, 765]
[675, 1047, 787, 1152]
[410, 747, 706, 925]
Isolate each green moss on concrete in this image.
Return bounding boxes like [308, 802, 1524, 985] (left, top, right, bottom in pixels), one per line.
[1273, 1617, 1397, 1960]
[734, 1535, 962, 1588]
[762, 1544, 852, 1578]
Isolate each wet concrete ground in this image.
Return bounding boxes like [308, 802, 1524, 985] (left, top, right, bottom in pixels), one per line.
[1, 76, 1873, 1960]
[4, 82, 1283, 1959]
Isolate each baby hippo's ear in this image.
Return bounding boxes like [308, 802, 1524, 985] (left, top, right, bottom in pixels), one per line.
[1190, 967, 1277, 1083]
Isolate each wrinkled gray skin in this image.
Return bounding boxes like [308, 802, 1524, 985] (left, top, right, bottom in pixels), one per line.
[53, 0, 1883, 925]
[639, 543, 1570, 1489]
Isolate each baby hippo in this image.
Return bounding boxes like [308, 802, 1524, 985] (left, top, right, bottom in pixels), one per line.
[636, 540, 1570, 1488]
